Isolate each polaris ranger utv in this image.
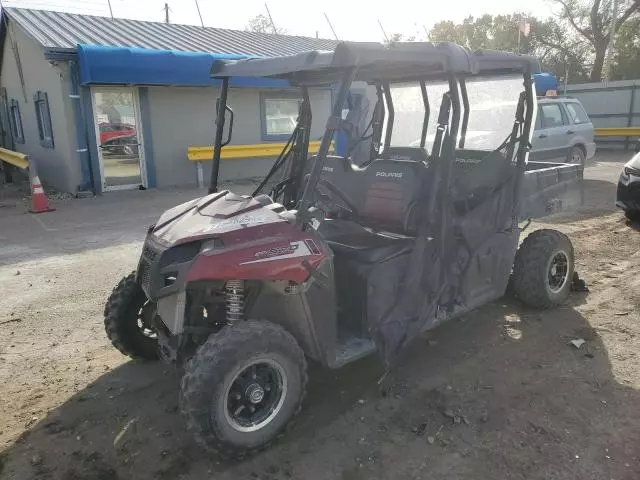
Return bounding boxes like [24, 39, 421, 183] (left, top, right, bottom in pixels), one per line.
[104, 42, 582, 458]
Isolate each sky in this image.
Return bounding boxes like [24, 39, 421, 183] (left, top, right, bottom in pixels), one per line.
[2, 0, 558, 41]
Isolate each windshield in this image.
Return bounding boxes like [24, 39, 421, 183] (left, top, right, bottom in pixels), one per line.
[389, 76, 522, 153]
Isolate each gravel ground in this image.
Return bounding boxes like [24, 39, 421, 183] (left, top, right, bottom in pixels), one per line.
[1, 153, 639, 480]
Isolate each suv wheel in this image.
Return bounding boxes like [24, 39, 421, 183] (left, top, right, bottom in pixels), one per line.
[570, 146, 585, 165]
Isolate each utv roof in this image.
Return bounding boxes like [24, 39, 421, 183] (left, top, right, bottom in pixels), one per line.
[210, 41, 540, 85]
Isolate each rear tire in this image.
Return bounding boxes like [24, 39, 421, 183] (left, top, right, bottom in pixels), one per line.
[512, 229, 575, 308]
[625, 210, 640, 221]
[180, 320, 307, 459]
[569, 145, 586, 165]
[104, 271, 159, 360]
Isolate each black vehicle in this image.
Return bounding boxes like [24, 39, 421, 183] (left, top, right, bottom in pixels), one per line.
[104, 42, 583, 459]
[617, 150, 640, 220]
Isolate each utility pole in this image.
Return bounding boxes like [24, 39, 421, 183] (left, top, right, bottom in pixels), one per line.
[195, 0, 204, 28]
[603, 0, 619, 81]
[164, 3, 170, 24]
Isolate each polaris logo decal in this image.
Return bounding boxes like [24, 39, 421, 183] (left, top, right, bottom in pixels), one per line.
[254, 243, 299, 259]
[240, 241, 313, 265]
[375, 171, 404, 178]
[322, 166, 334, 173]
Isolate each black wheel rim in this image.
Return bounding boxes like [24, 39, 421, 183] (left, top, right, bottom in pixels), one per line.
[223, 359, 287, 432]
[548, 251, 569, 293]
[136, 301, 157, 339]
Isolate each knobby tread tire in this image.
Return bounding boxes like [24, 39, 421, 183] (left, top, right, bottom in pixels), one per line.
[104, 271, 158, 360]
[512, 229, 574, 309]
[179, 320, 307, 460]
[624, 210, 640, 221]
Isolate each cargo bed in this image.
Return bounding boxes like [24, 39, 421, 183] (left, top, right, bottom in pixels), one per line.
[520, 161, 583, 220]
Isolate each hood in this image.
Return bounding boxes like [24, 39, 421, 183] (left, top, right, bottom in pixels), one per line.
[151, 191, 285, 246]
[625, 151, 640, 170]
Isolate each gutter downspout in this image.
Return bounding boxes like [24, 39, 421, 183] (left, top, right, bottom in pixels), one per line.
[67, 59, 93, 193]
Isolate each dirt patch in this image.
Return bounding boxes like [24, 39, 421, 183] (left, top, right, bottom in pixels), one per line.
[2, 168, 640, 479]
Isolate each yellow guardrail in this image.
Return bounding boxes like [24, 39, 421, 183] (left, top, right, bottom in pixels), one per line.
[0, 147, 29, 169]
[594, 127, 640, 137]
[187, 140, 331, 162]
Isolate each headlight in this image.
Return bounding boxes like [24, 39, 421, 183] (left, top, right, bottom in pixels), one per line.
[624, 166, 640, 177]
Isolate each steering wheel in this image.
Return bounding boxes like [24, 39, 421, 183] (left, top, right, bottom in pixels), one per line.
[317, 179, 359, 218]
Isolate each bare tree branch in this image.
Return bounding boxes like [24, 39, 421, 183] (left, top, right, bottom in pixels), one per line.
[535, 35, 583, 59]
[616, 0, 640, 30]
[553, 0, 594, 41]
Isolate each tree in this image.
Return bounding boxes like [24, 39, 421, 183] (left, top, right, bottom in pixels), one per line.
[385, 33, 416, 43]
[428, 13, 601, 84]
[548, 0, 640, 81]
[611, 15, 640, 79]
[246, 13, 287, 35]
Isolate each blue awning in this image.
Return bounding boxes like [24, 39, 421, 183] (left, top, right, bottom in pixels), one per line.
[77, 44, 289, 88]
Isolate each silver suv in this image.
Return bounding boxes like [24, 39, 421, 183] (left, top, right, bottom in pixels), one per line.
[531, 97, 596, 165]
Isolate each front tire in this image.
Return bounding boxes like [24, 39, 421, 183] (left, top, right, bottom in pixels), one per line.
[104, 271, 159, 360]
[512, 229, 575, 308]
[180, 320, 307, 459]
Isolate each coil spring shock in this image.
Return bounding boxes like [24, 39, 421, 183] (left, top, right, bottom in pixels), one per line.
[225, 280, 245, 324]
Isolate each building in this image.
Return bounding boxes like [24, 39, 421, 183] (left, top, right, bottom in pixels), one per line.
[0, 8, 338, 193]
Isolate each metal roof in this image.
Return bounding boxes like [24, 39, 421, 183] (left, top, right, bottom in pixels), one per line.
[3, 7, 339, 57]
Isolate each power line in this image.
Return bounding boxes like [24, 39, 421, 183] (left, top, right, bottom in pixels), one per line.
[323, 12, 339, 40]
[264, 3, 278, 34]
[377, 18, 389, 42]
[194, 0, 204, 28]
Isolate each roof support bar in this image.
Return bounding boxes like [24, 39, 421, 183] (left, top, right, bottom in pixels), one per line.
[419, 80, 430, 148]
[512, 64, 535, 218]
[369, 84, 385, 159]
[285, 86, 312, 207]
[209, 76, 229, 194]
[382, 82, 394, 150]
[298, 67, 357, 218]
[458, 79, 469, 149]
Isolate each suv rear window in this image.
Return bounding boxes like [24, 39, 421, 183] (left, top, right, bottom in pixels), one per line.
[564, 102, 590, 124]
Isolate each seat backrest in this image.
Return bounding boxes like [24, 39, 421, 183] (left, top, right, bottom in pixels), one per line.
[357, 158, 427, 233]
[381, 146, 430, 164]
[306, 155, 427, 234]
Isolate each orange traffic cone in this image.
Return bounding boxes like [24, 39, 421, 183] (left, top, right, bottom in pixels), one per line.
[29, 175, 55, 213]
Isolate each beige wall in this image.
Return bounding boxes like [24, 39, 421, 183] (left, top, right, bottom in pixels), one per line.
[0, 22, 79, 192]
[146, 85, 332, 187]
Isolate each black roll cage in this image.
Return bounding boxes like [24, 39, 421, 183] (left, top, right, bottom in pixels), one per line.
[208, 42, 537, 227]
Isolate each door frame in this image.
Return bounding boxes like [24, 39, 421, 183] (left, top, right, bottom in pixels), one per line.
[90, 86, 147, 191]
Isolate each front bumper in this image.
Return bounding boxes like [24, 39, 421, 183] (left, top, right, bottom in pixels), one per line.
[616, 172, 640, 212]
[137, 235, 200, 301]
[137, 235, 200, 336]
